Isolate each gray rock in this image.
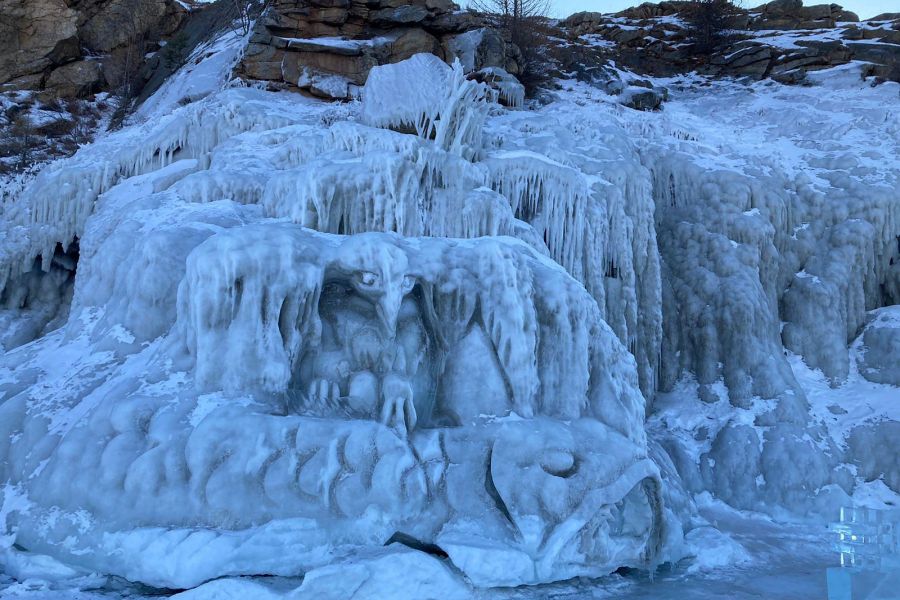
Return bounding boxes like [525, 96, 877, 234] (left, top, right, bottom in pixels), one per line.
[45, 59, 104, 97]
[371, 5, 429, 25]
[0, 0, 78, 83]
[620, 86, 667, 111]
[770, 67, 807, 84]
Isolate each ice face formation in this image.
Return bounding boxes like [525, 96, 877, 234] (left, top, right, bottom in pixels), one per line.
[0, 40, 898, 597]
[0, 55, 675, 590]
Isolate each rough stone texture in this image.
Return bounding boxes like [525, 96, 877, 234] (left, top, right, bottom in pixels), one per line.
[621, 86, 667, 111]
[78, 0, 186, 53]
[750, 0, 859, 30]
[0, 0, 79, 84]
[0, 0, 189, 96]
[44, 59, 105, 97]
[238, 0, 519, 99]
[559, 3, 900, 85]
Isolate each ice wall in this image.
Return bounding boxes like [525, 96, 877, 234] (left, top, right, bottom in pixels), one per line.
[1, 48, 897, 593]
[0, 56, 672, 590]
[634, 71, 900, 512]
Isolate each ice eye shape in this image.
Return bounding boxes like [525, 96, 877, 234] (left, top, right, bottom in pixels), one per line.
[359, 271, 379, 286]
[402, 275, 415, 291]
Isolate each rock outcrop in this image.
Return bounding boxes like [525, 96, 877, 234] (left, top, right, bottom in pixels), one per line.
[238, 0, 520, 99]
[0, 0, 189, 97]
[560, 2, 900, 85]
[749, 0, 859, 30]
[0, 0, 79, 87]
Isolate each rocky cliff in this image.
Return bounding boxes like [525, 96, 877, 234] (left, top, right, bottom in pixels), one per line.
[238, 0, 521, 99]
[0, 0, 190, 97]
[562, 1, 900, 85]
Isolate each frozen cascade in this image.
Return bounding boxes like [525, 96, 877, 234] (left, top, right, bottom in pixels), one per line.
[0, 90, 309, 316]
[0, 56, 677, 589]
[632, 70, 900, 512]
[0, 47, 898, 594]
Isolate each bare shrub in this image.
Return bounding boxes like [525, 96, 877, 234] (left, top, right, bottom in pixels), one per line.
[7, 114, 36, 170]
[470, 0, 553, 95]
[684, 0, 741, 55]
[225, 0, 274, 36]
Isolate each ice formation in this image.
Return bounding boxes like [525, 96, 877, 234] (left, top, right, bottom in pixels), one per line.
[0, 55, 675, 590]
[0, 42, 898, 596]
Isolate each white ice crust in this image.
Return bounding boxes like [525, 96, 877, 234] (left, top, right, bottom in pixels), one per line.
[0, 54, 670, 590]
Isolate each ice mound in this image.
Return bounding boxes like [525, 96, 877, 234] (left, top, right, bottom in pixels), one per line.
[361, 54, 491, 157]
[0, 55, 672, 589]
[0, 221, 664, 588]
[857, 306, 900, 387]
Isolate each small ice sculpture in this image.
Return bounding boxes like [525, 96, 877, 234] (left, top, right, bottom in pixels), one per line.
[828, 507, 900, 599]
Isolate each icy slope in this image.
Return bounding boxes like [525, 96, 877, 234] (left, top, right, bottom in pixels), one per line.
[0, 39, 897, 598]
[0, 56, 673, 590]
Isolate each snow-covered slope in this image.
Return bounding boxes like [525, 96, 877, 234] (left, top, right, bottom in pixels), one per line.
[0, 26, 898, 599]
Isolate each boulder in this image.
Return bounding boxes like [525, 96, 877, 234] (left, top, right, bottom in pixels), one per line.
[240, 44, 288, 81]
[712, 44, 775, 78]
[617, 1, 684, 20]
[388, 28, 442, 63]
[561, 11, 604, 29]
[370, 4, 430, 25]
[833, 10, 858, 22]
[79, 0, 179, 53]
[45, 59, 104, 97]
[620, 85, 667, 111]
[846, 41, 900, 71]
[0, 73, 46, 92]
[770, 66, 807, 84]
[760, 0, 803, 15]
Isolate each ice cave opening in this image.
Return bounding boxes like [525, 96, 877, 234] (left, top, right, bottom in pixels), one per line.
[0, 239, 78, 353]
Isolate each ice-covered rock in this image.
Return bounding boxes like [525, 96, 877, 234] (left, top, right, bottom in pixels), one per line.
[857, 306, 900, 387]
[0, 222, 663, 588]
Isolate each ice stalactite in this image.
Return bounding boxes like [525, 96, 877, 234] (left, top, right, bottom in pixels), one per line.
[482, 141, 661, 399]
[647, 146, 900, 392]
[179, 225, 326, 394]
[0, 90, 306, 305]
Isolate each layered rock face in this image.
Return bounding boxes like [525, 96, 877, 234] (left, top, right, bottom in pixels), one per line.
[0, 0, 189, 97]
[562, 1, 900, 84]
[239, 0, 520, 99]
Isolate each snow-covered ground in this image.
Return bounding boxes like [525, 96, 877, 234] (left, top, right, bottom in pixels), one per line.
[0, 22, 897, 599]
